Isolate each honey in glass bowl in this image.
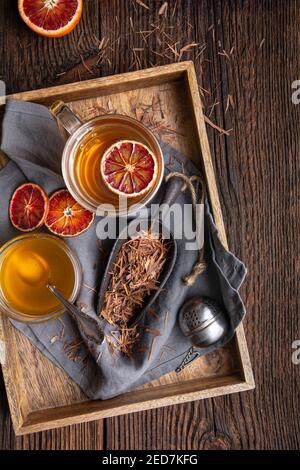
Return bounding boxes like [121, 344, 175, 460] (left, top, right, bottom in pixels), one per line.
[0, 234, 82, 323]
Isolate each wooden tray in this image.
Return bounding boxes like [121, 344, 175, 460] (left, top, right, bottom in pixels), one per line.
[0, 62, 254, 435]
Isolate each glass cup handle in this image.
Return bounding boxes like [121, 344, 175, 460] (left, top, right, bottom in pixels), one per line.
[49, 100, 83, 135]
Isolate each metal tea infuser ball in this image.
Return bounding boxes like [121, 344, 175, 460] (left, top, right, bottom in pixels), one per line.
[176, 297, 229, 372]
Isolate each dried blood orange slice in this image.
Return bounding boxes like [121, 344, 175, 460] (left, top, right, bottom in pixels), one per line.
[45, 189, 94, 237]
[9, 183, 49, 232]
[101, 140, 158, 198]
[18, 0, 83, 38]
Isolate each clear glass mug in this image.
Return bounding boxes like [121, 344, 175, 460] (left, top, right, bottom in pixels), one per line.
[50, 101, 164, 217]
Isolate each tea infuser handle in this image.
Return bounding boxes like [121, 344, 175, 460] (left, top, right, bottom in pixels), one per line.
[175, 346, 201, 373]
[50, 100, 83, 136]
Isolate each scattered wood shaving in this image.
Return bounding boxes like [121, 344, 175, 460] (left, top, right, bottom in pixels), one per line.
[163, 310, 169, 331]
[259, 38, 265, 49]
[204, 115, 232, 136]
[108, 326, 140, 357]
[82, 283, 97, 293]
[158, 2, 168, 16]
[171, 0, 178, 18]
[50, 336, 59, 344]
[178, 42, 199, 61]
[218, 49, 230, 61]
[135, 0, 149, 10]
[179, 42, 199, 53]
[58, 318, 65, 339]
[148, 336, 158, 361]
[199, 85, 211, 97]
[208, 98, 220, 117]
[63, 339, 87, 363]
[148, 308, 160, 321]
[80, 55, 95, 76]
[225, 94, 234, 114]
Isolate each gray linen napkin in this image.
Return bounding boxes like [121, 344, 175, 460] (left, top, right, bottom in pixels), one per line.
[0, 100, 246, 399]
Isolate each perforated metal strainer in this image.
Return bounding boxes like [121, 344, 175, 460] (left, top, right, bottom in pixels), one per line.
[178, 296, 228, 346]
[176, 297, 229, 372]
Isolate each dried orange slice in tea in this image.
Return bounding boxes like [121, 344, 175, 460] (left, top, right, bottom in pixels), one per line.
[45, 189, 95, 237]
[18, 0, 83, 38]
[101, 140, 158, 198]
[9, 183, 49, 232]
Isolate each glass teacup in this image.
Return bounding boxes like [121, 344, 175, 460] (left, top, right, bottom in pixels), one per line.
[50, 101, 164, 217]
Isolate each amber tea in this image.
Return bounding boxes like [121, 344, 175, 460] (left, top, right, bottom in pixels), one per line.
[71, 115, 163, 214]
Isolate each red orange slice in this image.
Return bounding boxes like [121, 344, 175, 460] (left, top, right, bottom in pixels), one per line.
[101, 140, 158, 198]
[18, 0, 83, 38]
[45, 189, 94, 237]
[9, 183, 49, 232]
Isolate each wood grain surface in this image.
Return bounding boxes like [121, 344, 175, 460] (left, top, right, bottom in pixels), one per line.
[0, 0, 299, 450]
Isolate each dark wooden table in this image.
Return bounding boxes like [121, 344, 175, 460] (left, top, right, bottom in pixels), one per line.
[0, 0, 299, 450]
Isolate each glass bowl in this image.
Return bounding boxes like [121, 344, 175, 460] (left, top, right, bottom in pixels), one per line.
[0, 233, 82, 324]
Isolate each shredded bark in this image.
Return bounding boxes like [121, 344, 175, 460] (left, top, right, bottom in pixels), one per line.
[100, 232, 169, 356]
[204, 115, 232, 136]
[225, 94, 234, 114]
[158, 2, 168, 16]
[63, 339, 89, 364]
[100, 232, 169, 326]
[134, 0, 149, 10]
[106, 326, 140, 357]
[80, 54, 95, 76]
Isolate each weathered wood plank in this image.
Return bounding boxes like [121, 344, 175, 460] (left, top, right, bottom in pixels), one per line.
[0, 0, 299, 450]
